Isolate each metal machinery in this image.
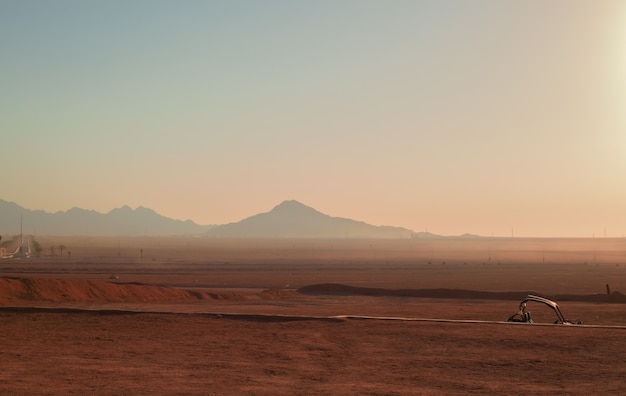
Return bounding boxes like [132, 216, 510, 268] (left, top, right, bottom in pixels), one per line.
[507, 294, 581, 325]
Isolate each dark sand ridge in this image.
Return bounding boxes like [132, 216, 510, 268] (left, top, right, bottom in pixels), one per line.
[298, 283, 626, 303]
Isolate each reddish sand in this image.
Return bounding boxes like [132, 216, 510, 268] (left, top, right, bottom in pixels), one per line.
[1, 237, 625, 394]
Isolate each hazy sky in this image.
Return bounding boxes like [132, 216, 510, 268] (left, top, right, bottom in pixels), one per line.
[2, 0, 625, 237]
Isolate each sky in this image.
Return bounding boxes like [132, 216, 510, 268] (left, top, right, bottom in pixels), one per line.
[1, 0, 625, 237]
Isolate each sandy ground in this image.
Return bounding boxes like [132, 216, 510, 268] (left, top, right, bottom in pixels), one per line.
[1, 237, 625, 394]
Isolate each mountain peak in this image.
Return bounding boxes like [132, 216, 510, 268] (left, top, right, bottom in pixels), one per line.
[136, 206, 157, 215]
[272, 200, 311, 211]
[107, 205, 133, 215]
[270, 200, 325, 217]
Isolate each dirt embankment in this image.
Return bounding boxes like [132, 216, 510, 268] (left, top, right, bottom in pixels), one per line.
[0, 277, 294, 305]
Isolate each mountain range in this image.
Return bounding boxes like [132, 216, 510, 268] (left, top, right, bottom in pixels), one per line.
[0, 200, 209, 236]
[0, 199, 418, 238]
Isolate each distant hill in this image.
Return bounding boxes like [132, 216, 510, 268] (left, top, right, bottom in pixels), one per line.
[206, 200, 414, 239]
[1, 199, 433, 238]
[0, 199, 212, 236]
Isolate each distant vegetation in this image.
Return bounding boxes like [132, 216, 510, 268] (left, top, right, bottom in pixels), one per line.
[31, 238, 43, 257]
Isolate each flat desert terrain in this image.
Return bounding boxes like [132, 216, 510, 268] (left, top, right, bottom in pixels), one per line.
[1, 237, 625, 394]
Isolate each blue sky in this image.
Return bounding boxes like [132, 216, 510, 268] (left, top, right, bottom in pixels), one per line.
[1, 0, 625, 236]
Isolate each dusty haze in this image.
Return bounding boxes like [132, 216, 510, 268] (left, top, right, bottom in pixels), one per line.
[1, 236, 626, 394]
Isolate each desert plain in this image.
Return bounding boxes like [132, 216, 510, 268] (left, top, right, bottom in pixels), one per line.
[1, 236, 626, 395]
